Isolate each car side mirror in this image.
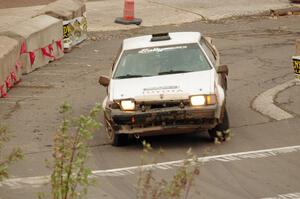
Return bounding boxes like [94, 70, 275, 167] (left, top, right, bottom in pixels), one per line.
[217, 65, 229, 75]
[205, 37, 213, 44]
[98, 75, 110, 87]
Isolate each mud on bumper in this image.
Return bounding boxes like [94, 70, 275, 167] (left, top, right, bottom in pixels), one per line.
[105, 106, 218, 135]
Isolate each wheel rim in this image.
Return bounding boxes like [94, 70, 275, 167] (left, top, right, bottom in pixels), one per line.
[105, 120, 115, 142]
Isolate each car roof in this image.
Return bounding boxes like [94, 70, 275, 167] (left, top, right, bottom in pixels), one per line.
[122, 32, 201, 50]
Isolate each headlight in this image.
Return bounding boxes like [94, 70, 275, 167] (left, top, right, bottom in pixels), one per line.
[190, 96, 206, 106]
[190, 95, 217, 106]
[120, 100, 135, 111]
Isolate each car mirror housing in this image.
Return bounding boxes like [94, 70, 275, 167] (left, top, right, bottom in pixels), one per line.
[99, 75, 110, 87]
[205, 37, 213, 44]
[217, 65, 229, 75]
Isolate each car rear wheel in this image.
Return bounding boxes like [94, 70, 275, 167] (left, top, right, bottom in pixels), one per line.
[105, 119, 128, 146]
[208, 108, 230, 142]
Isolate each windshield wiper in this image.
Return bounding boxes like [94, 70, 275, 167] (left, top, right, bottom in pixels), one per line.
[158, 70, 192, 75]
[115, 74, 150, 79]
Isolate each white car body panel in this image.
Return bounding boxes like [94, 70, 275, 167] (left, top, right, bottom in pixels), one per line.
[110, 70, 214, 102]
[215, 84, 225, 117]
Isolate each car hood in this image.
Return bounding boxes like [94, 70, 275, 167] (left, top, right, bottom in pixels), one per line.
[109, 70, 214, 102]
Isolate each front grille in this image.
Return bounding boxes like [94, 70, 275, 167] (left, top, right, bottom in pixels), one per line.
[137, 100, 190, 110]
[113, 114, 215, 127]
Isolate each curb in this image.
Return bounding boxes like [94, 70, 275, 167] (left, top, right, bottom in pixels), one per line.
[270, 6, 300, 16]
[252, 79, 299, 121]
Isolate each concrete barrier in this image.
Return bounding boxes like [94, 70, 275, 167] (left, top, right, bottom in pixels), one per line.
[0, 32, 26, 82]
[5, 15, 64, 74]
[0, 36, 20, 98]
[0, 0, 85, 97]
[39, 0, 86, 20]
[39, 0, 87, 51]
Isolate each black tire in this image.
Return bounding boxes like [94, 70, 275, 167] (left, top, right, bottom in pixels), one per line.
[104, 119, 128, 146]
[111, 132, 129, 146]
[208, 109, 230, 142]
[216, 108, 229, 131]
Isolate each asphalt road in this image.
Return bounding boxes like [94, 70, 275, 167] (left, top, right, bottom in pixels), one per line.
[0, 15, 300, 199]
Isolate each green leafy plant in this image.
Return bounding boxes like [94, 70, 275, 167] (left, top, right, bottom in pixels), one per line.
[136, 141, 200, 199]
[43, 102, 101, 199]
[0, 125, 23, 181]
[41, 102, 202, 199]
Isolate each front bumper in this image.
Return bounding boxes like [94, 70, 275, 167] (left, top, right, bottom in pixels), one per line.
[105, 105, 218, 135]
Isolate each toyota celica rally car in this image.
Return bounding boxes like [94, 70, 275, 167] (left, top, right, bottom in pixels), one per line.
[99, 32, 229, 146]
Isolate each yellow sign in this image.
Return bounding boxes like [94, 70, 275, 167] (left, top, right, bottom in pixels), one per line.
[63, 24, 73, 39]
[293, 57, 300, 78]
[293, 59, 300, 76]
[63, 13, 88, 49]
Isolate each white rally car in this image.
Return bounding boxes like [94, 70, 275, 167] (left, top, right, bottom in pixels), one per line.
[99, 32, 229, 146]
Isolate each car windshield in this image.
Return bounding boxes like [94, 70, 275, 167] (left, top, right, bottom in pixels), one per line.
[113, 43, 212, 79]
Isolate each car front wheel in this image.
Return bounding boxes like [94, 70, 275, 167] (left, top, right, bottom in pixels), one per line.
[208, 108, 230, 142]
[105, 119, 128, 146]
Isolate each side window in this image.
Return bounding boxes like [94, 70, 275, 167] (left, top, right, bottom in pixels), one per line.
[200, 38, 216, 67]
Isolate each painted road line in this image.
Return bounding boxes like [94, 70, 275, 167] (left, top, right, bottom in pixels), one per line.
[261, 192, 300, 199]
[1, 145, 300, 189]
[252, 79, 300, 121]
